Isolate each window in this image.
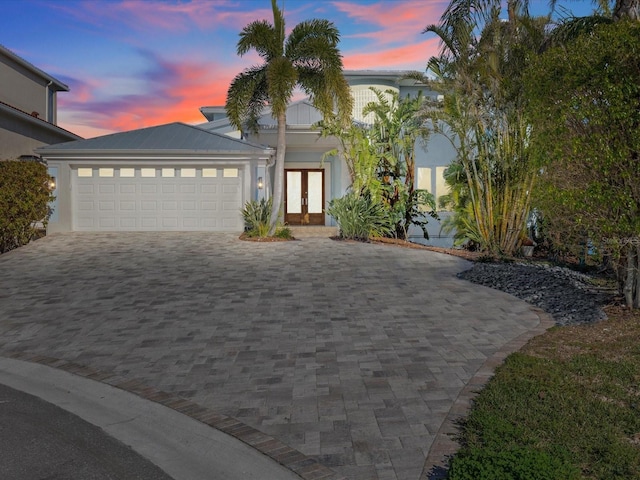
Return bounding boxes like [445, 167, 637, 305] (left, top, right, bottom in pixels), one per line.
[202, 168, 217, 178]
[162, 168, 175, 177]
[141, 168, 156, 177]
[435, 166, 450, 210]
[120, 168, 135, 177]
[99, 168, 114, 177]
[181, 168, 196, 178]
[78, 168, 93, 177]
[223, 168, 238, 178]
[417, 168, 432, 192]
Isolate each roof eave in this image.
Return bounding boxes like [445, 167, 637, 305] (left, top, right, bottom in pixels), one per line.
[0, 45, 69, 91]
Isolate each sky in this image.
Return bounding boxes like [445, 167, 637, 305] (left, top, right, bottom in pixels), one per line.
[2, 0, 596, 139]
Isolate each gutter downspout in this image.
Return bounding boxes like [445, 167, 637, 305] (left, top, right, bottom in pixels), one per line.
[45, 80, 53, 123]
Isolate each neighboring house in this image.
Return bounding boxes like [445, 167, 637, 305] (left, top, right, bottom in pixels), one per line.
[37, 70, 456, 246]
[0, 44, 80, 160]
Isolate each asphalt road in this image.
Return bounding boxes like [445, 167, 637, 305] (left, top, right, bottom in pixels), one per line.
[0, 382, 175, 480]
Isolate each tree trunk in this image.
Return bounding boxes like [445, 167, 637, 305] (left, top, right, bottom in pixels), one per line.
[613, 0, 639, 21]
[268, 111, 287, 236]
[623, 243, 636, 308]
[635, 241, 640, 309]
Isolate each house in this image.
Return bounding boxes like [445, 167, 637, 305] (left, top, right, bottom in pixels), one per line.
[0, 44, 80, 160]
[37, 70, 456, 246]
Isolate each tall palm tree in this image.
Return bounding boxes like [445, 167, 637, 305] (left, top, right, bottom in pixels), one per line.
[422, 0, 546, 255]
[225, 0, 352, 235]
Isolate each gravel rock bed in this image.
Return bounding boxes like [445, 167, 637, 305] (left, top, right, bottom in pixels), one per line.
[458, 262, 615, 326]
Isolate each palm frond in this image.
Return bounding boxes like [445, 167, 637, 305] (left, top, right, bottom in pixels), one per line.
[237, 20, 280, 60]
[225, 65, 268, 132]
[265, 57, 297, 116]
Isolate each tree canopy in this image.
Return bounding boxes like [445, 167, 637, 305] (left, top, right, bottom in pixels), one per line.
[525, 20, 640, 307]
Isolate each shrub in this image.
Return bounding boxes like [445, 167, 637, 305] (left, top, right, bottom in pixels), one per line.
[447, 446, 580, 480]
[0, 160, 54, 253]
[274, 225, 293, 239]
[327, 192, 393, 241]
[241, 198, 272, 237]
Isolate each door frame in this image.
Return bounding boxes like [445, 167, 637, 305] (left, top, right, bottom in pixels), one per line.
[284, 168, 325, 225]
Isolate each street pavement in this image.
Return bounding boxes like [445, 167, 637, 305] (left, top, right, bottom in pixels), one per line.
[0, 357, 302, 480]
[0, 233, 551, 480]
[0, 379, 174, 480]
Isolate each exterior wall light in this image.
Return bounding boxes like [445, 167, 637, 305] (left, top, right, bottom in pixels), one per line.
[257, 177, 263, 189]
[48, 177, 56, 190]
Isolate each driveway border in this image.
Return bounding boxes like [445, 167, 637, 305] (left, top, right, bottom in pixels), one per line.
[420, 306, 554, 479]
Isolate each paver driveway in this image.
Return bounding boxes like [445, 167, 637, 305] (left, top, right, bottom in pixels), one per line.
[0, 233, 546, 480]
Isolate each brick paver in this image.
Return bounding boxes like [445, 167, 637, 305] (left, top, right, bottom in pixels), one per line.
[0, 233, 547, 480]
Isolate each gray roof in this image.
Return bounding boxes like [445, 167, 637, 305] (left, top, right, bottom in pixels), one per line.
[37, 122, 273, 156]
[0, 45, 69, 92]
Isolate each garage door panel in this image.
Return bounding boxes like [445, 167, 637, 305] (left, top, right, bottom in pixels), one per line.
[162, 218, 178, 228]
[119, 218, 136, 228]
[222, 201, 240, 211]
[141, 217, 157, 228]
[201, 201, 217, 211]
[77, 201, 95, 211]
[222, 185, 239, 194]
[73, 166, 243, 231]
[99, 218, 116, 228]
[201, 184, 217, 194]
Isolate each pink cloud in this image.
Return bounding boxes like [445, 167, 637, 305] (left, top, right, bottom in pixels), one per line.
[332, 0, 446, 44]
[57, 52, 242, 137]
[343, 38, 440, 70]
[49, 0, 274, 34]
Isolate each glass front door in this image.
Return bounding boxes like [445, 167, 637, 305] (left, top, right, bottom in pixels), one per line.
[285, 169, 325, 225]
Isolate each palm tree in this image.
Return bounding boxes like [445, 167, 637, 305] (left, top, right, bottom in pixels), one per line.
[225, 0, 352, 235]
[422, 0, 546, 255]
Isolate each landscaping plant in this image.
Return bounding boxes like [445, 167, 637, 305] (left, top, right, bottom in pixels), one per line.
[241, 198, 272, 237]
[327, 192, 392, 241]
[0, 160, 54, 253]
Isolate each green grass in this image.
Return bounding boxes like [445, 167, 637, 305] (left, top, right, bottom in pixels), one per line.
[448, 309, 640, 479]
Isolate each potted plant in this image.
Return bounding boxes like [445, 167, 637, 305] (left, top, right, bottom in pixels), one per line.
[521, 237, 536, 257]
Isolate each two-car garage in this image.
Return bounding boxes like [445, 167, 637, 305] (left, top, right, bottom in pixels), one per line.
[37, 123, 273, 233]
[72, 166, 242, 231]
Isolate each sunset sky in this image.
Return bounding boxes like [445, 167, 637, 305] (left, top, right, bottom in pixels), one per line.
[2, 0, 595, 139]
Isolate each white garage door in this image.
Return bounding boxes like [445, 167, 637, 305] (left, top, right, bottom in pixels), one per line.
[72, 166, 243, 231]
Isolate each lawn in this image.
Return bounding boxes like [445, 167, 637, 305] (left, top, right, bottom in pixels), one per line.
[447, 306, 640, 479]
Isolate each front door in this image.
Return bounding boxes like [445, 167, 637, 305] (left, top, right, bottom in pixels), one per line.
[285, 169, 325, 225]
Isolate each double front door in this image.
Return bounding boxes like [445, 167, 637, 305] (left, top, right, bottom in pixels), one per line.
[285, 169, 324, 225]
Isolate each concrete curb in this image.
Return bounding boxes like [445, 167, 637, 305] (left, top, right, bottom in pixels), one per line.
[1, 352, 343, 480]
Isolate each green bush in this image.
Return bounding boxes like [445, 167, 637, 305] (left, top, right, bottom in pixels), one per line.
[0, 160, 54, 253]
[327, 192, 393, 241]
[448, 446, 580, 480]
[274, 225, 293, 239]
[241, 198, 272, 237]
